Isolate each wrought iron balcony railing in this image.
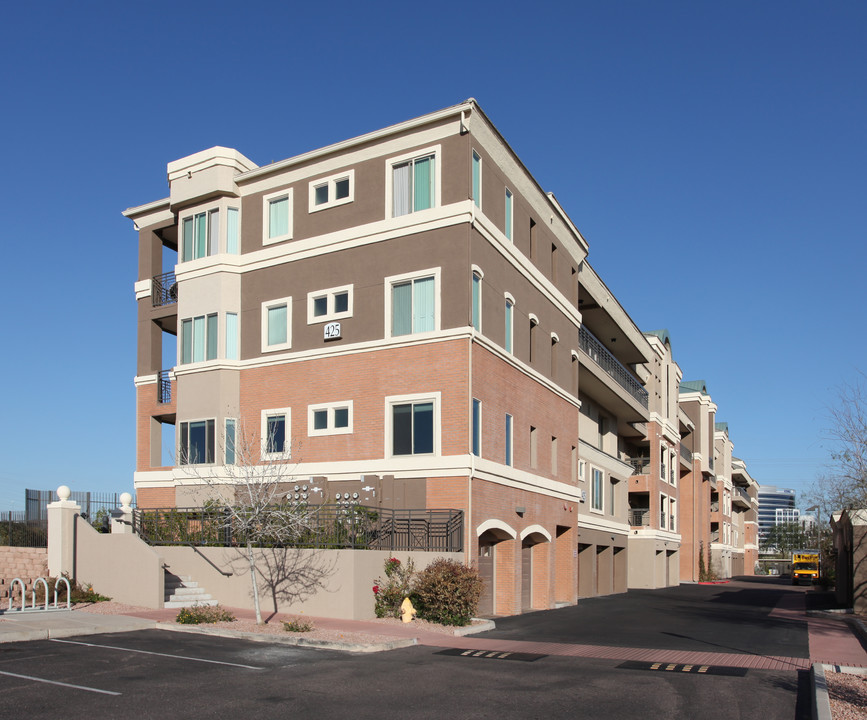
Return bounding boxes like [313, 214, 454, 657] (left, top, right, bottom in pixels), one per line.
[579, 326, 648, 409]
[152, 271, 177, 307]
[680, 444, 693, 464]
[629, 457, 651, 475]
[157, 370, 172, 404]
[629, 509, 650, 527]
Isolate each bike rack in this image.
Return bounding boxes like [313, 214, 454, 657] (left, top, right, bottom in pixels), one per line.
[5, 576, 72, 612]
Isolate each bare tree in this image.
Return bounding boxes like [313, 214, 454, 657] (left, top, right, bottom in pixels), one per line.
[808, 372, 867, 518]
[179, 421, 313, 624]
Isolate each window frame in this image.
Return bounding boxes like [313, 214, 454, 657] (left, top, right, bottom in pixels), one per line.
[505, 413, 513, 467]
[262, 188, 293, 246]
[307, 284, 354, 325]
[261, 297, 292, 353]
[385, 392, 441, 458]
[261, 408, 291, 459]
[224, 418, 237, 465]
[384, 268, 441, 339]
[385, 145, 441, 218]
[308, 401, 353, 437]
[504, 188, 513, 241]
[471, 398, 482, 457]
[504, 293, 515, 354]
[179, 418, 215, 466]
[308, 169, 355, 213]
[590, 467, 604, 513]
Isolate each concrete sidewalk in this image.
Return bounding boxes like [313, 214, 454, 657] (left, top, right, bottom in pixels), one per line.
[0, 609, 156, 642]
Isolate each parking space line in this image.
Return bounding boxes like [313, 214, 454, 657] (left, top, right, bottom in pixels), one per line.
[50, 639, 264, 670]
[0, 669, 121, 696]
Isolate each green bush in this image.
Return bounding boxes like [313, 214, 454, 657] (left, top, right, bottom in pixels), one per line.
[413, 558, 482, 626]
[32, 575, 110, 605]
[282, 616, 314, 632]
[176, 604, 236, 624]
[373, 556, 416, 618]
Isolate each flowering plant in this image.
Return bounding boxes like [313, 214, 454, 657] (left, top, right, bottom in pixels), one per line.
[372, 585, 379, 595]
[373, 556, 416, 618]
[384, 557, 401, 578]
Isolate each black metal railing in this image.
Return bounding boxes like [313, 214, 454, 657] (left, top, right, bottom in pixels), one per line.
[680, 444, 693, 464]
[579, 326, 648, 408]
[629, 457, 651, 476]
[133, 505, 464, 553]
[152, 271, 177, 307]
[0, 511, 47, 547]
[158, 370, 172, 404]
[629, 509, 650, 527]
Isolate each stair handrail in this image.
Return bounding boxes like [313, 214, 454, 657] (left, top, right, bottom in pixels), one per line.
[187, 544, 234, 576]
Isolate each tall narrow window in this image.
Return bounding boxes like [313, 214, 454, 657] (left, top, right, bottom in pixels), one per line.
[472, 398, 481, 457]
[226, 313, 239, 360]
[505, 188, 513, 241]
[551, 436, 558, 475]
[661, 443, 667, 483]
[505, 414, 513, 467]
[225, 419, 236, 465]
[609, 478, 616, 515]
[530, 426, 538, 469]
[505, 297, 514, 353]
[591, 468, 603, 511]
[471, 271, 482, 332]
[529, 316, 538, 363]
[529, 218, 537, 261]
[551, 243, 558, 283]
[551, 334, 559, 377]
[226, 208, 239, 254]
[472, 150, 481, 209]
[392, 154, 435, 216]
[263, 189, 293, 245]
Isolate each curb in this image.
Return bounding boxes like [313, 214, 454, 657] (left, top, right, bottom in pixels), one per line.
[155, 621, 417, 653]
[812, 664, 832, 720]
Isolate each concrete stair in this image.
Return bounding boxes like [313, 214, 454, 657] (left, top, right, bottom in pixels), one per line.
[163, 572, 216, 609]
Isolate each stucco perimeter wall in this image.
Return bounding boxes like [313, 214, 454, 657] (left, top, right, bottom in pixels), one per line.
[159, 547, 462, 620]
[74, 517, 165, 608]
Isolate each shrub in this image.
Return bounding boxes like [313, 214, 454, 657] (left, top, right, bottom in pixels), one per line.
[373, 556, 416, 618]
[282, 616, 314, 632]
[32, 575, 110, 605]
[413, 558, 482, 626]
[176, 604, 236, 624]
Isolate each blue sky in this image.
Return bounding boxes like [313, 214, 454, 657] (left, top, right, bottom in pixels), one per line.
[0, 1, 863, 510]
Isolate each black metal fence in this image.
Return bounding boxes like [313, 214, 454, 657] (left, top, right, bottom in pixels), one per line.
[133, 505, 463, 553]
[0, 511, 47, 548]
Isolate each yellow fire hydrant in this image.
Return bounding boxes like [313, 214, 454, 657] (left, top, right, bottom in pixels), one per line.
[400, 596, 417, 623]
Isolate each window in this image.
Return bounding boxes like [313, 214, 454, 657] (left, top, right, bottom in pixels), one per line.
[308, 170, 354, 212]
[551, 436, 558, 475]
[471, 270, 482, 332]
[530, 426, 538, 469]
[472, 398, 481, 457]
[180, 313, 218, 364]
[591, 468, 603, 511]
[670, 449, 676, 484]
[181, 209, 219, 262]
[660, 494, 667, 528]
[262, 409, 291, 457]
[388, 147, 439, 217]
[225, 313, 239, 360]
[261, 297, 292, 352]
[609, 477, 616, 515]
[179, 419, 215, 465]
[551, 333, 559, 377]
[504, 294, 515, 353]
[263, 188, 293, 245]
[307, 285, 353, 324]
[505, 188, 513, 241]
[472, 150, 481, 209]
[388, 394, 439, 456]
[529, 315, 538, 363]
[578, 459, 586, 482]
[670, 498, 677, 531]
[224, 419, 236, 465]
[386, 270, 438, 337]
[505, 414, 513, 466]
[226, 208, 240, 254]
[660, 443, 667, 483]
[308, 401, 353, 436]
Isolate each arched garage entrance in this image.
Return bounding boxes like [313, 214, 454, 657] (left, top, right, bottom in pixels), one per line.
[520, 525, 552, 612]
[476, 520, 517, 617]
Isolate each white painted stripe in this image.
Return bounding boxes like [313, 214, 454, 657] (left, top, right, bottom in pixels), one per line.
[0, 669, 121, 696]
[50, 639, 264, 670]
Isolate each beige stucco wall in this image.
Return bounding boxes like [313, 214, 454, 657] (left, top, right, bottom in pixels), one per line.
[159, 546, 461, 620]
[74, 517, 165, 609]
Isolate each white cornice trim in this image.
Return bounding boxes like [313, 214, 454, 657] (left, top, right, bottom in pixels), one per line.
[135, 279, 152, 300]
[134, 374, 158, 386]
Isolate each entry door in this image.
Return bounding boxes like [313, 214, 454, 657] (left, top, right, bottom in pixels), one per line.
[521, 545, 533, 611]
[477, 543, 494, 616]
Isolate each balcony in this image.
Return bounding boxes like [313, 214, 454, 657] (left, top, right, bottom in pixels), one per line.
[629, 509, 650, 527]
[680, 444, 693, 465]
[579, 326, 648, 409]
[157, 370, 173, 404]
[152, 271, 177, 308]
[732, 487, 751, 510]
[629, 456, 651, 476]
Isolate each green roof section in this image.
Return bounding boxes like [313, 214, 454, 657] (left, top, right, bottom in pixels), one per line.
[715, 422, 729, 434]
[680, 380, 708, 395]
[644, 329, 672, 348]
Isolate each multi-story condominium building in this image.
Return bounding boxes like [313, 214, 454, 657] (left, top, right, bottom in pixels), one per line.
[731, 457, 759, 574]
[757, 486, 799, 546]
[124, 100, 754, 615]
[624, 330, 683, 588]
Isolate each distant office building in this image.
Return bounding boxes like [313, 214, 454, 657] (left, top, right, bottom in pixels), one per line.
[757, 485, 798, 544]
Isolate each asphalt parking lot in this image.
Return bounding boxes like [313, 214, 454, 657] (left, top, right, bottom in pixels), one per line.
[0, 628, 809, 719]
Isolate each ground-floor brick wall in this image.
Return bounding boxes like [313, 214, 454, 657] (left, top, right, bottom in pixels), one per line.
[0, 547, 48, 598]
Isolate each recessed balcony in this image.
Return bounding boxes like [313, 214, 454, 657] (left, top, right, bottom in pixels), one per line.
[152, 271, 177, 308]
